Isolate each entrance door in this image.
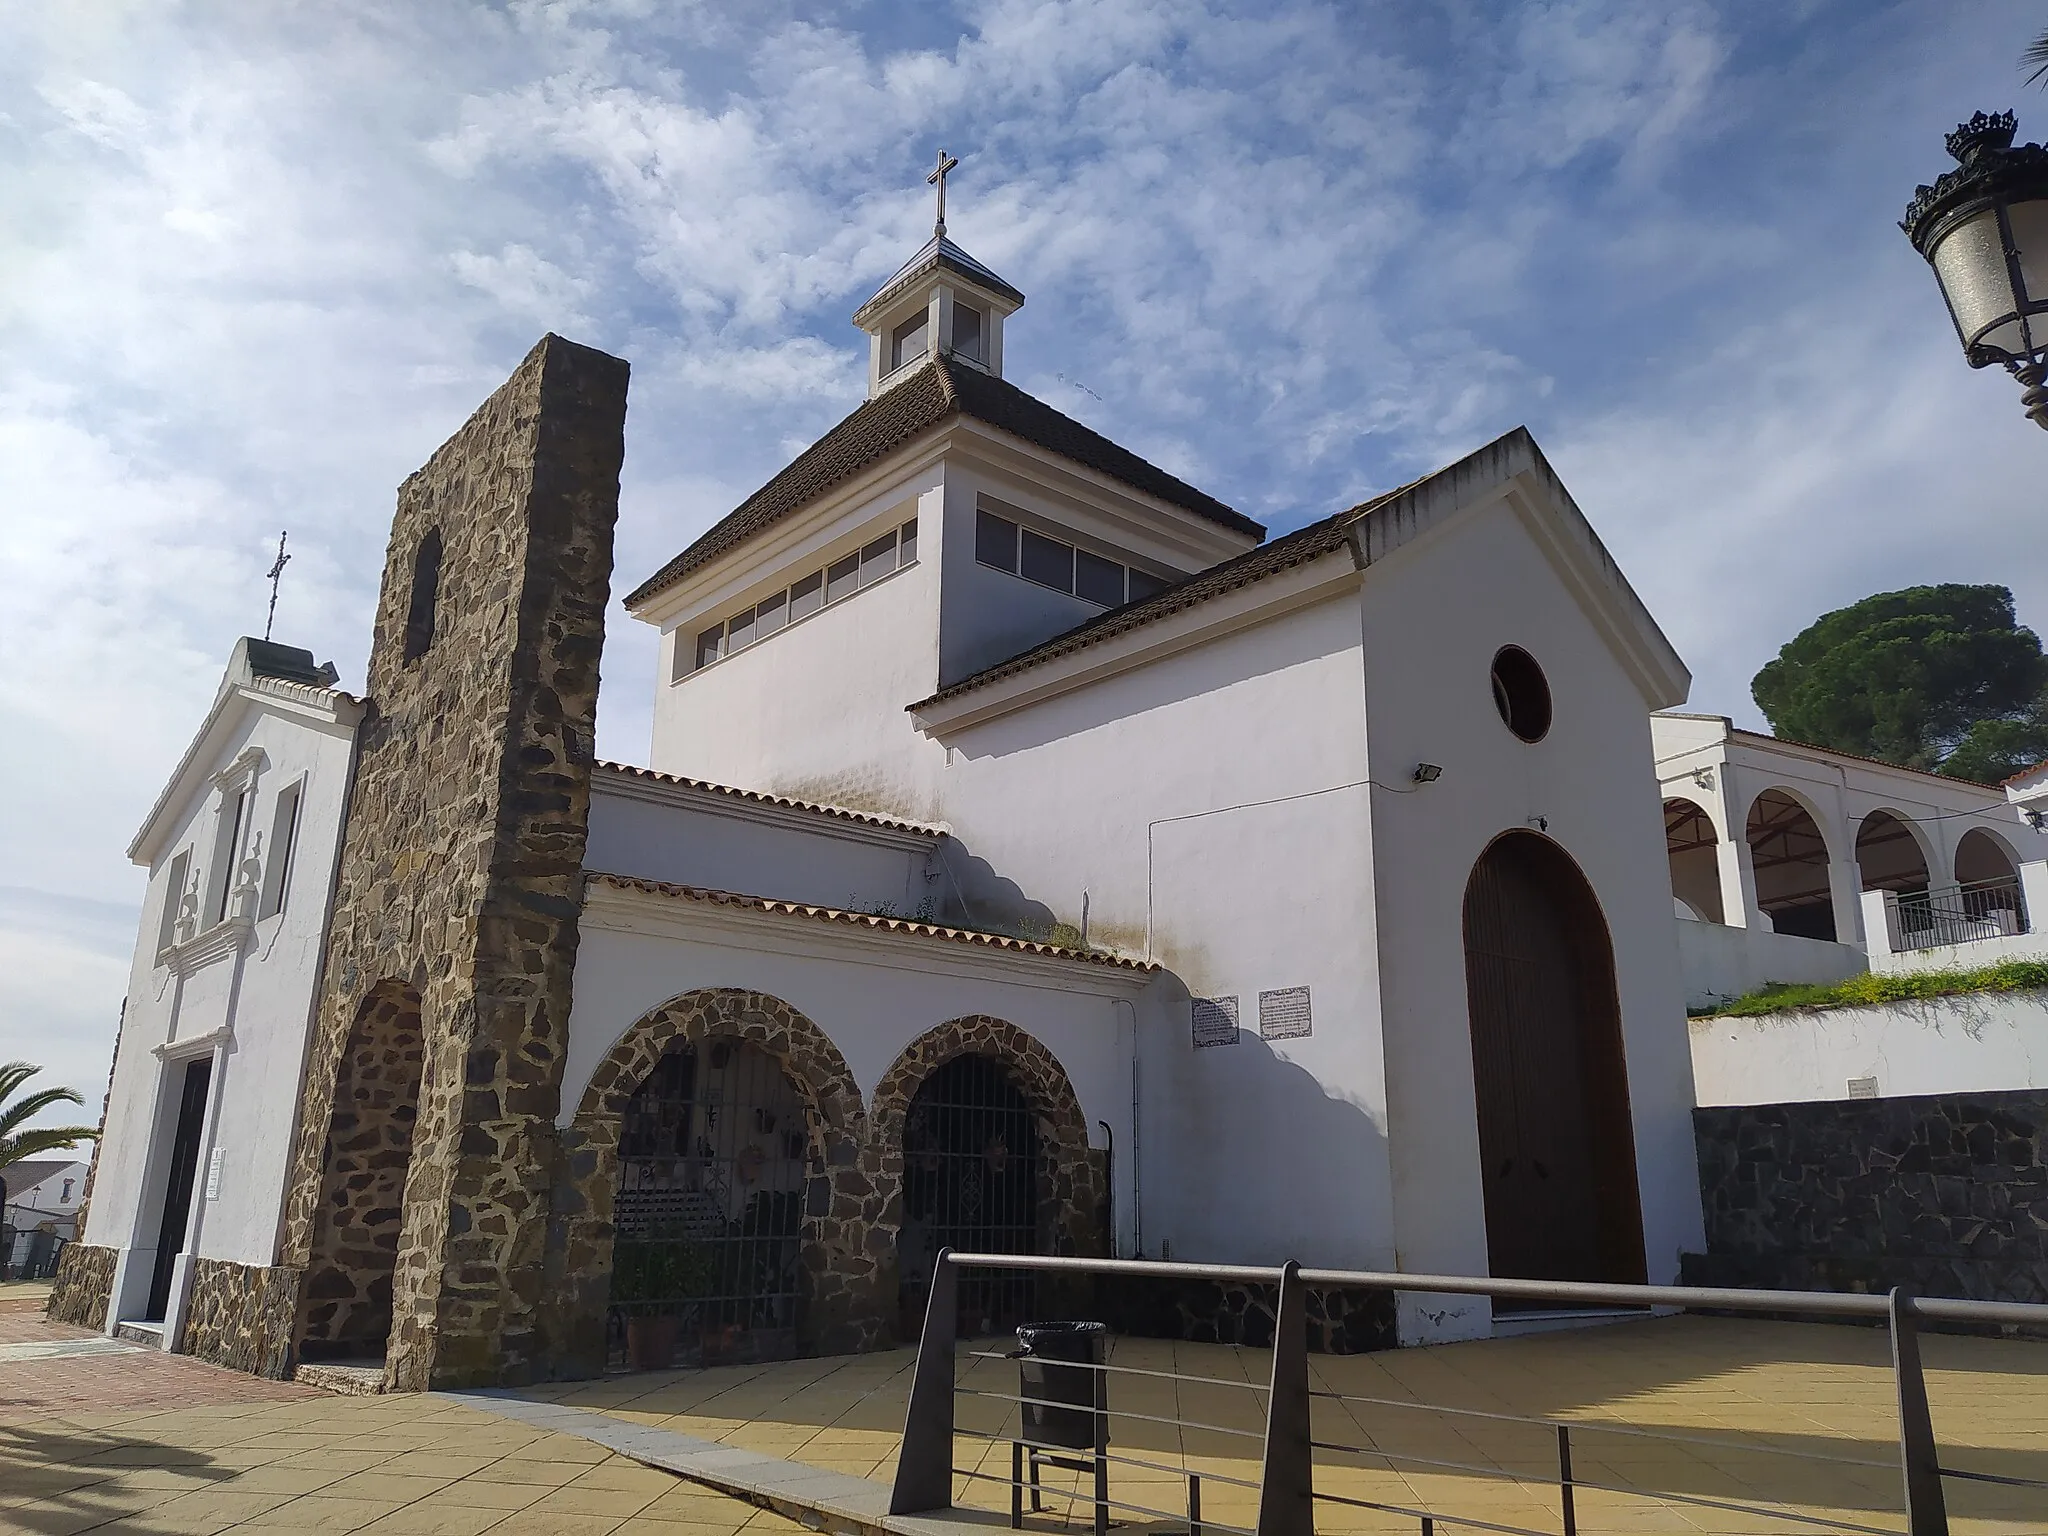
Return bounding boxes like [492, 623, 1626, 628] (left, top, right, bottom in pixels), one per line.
[899, 1054, 1039, 1336]
[1462, 832, 1645, 1292]
[611, 1039, 808, 1369]
[146, 1057, 212, 1321]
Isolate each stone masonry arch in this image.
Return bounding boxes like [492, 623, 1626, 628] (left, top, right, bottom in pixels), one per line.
[544, 989, 883, 1373]
[872, 1016, 1106, 1333]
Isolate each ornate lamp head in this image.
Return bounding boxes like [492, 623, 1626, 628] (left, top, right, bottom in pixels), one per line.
[1902, 111, 2048, 429]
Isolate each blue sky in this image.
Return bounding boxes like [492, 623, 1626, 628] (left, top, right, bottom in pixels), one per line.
[5, 0, 2046, 1115]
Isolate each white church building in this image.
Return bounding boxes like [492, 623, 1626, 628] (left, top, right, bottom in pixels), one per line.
[62, 203, 1722, 1387]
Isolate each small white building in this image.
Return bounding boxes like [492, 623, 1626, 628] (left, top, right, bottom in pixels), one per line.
[89, 638, 360, 1349]
[4, 1158, 90, 1242]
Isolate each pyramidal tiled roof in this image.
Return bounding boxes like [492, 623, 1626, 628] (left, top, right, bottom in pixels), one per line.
[851, 233, 1025, 325]
[624, 357, 1261, 609]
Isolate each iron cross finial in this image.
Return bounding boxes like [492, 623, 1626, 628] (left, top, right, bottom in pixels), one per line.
[264, 530, 290, 642]
[927, 148, 959, 237]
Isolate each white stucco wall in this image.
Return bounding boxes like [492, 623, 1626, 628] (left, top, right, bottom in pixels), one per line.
[942, 590, 1388, 1278]
[1354, 493, 1702, 1339]
[1689, 991, 2048, 1104]
[586, 770, 939, 917]
[1674, 920, 1865, 1012]
[648, 477, 950, 823]
[88, 673, 356, 1338]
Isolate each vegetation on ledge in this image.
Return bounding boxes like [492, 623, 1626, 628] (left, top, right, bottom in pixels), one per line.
[1695, 960, 2048, 1019]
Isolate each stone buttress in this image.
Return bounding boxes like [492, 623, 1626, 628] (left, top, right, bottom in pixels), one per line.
[271, 333, 629, 1389]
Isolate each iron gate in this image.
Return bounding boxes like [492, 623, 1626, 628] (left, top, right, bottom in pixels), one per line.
[899, 1054, 1039, 1336]
[608, 1039, 807, 1369]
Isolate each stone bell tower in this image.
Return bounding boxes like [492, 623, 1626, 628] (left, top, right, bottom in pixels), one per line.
[278, 333, 629, 1389]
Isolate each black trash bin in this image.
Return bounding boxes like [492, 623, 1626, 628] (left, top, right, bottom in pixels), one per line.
[1014, 1319, 1107, 1451]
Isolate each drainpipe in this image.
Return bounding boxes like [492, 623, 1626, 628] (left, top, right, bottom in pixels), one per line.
[1113, 999, 1141, 1259]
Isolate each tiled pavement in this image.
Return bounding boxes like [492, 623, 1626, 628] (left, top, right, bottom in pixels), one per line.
[3, 1292, 2043, 1536]
[0, 1295, 807, 1536]
[514, 1315, 2048, 1535]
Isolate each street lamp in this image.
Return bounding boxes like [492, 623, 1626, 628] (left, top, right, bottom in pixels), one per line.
[1901, 111, 2048, 431]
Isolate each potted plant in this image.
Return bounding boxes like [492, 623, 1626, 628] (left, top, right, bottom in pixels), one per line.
[611, 1226, 716, 1370]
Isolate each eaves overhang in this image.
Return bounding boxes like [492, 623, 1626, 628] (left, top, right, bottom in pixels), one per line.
[583, 871, 1158, 981]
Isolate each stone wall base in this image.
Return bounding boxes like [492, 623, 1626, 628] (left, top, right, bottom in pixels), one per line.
[45, 1242, 116, 1330]
[1096, 1273, 1397, 1354]
[182, 1258, 303, 1378]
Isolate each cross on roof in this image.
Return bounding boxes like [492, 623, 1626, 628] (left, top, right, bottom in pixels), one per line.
[264, 530, 290, 642]
[927, 149, 958, 237]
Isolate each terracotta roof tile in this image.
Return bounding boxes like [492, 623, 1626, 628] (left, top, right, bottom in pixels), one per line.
[585, 871, 1157, 971]
[594, 761, 944, 836]
[624, 358, 1261, 609]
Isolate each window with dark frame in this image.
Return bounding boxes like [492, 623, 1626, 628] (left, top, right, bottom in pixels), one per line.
[973, 498, 1171, 610]
[1075, 548, 1125, 606]
[1019, 528, 1073, 593]
[1127, 568, 1171, 602]
[975, 509, 1019, 570]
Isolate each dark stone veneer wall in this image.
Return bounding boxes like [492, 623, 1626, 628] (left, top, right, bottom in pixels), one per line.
[276, 333, 629, 1391]
[46, 1242, 116, 1330]
[182, 1259, 301, 1377]
[1681, 1089, 2048, 1310]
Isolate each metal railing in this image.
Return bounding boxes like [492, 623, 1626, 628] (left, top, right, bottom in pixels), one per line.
[888, 1252, 2048, 1536]
[1894, 876, 2028, 951]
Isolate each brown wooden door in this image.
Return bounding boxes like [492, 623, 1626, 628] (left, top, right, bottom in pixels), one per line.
[1462, 832, 1646, 1290]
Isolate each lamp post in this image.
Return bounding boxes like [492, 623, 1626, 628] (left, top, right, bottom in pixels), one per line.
[1901, 111, 2048, 431]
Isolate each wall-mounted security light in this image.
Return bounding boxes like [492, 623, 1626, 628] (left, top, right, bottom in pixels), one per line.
[1413, 763, 1443, 784]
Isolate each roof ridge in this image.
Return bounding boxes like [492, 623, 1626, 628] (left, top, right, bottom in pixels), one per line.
[594, 760, 947, 835]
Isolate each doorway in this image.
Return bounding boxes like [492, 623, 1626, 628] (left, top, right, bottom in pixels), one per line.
[898, 1053, 1040, 1336]
[299, 981, 425, 1363]
[1462, 831, 1646, 1295]
[608, 1038, 808, 1370]
[144, 1057, 212, 1322]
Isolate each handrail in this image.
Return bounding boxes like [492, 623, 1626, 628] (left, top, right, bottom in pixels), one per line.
[889, 1249, 2047, 1536]
[939, 1249, 2048, 1327]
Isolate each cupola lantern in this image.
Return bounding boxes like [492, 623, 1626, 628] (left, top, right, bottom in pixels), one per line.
[853, 149, 1025, 399]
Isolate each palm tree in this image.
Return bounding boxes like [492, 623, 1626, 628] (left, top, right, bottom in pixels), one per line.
[2028, 26, 2048, 88]
[0, 1063, 99, 1210]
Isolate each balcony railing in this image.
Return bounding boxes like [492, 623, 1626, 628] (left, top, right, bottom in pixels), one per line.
[1893, 876, 2028, 952]
[889, 1251, 2048, 1536]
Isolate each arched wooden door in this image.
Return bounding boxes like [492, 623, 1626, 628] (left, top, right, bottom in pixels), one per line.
[1462, 831, 1646, 1291]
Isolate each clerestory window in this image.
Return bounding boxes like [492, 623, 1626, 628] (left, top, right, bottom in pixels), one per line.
[973, 501, 1173, 610]
[685, 517, 919, 677]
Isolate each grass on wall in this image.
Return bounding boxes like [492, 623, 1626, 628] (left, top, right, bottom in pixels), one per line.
[1697, 959, 2048, 1019]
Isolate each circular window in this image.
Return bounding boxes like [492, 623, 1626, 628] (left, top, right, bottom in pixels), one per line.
[1491, 646, 1552, 743]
